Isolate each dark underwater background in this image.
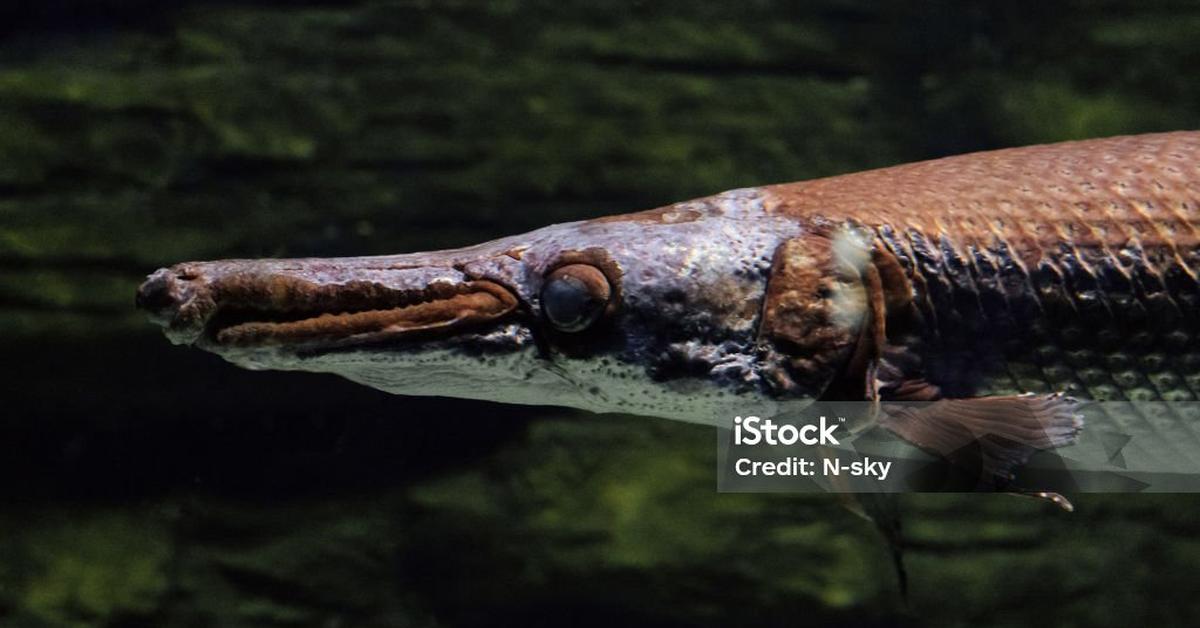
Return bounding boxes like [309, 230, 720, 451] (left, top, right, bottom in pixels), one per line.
[2, 1, 1200, 626]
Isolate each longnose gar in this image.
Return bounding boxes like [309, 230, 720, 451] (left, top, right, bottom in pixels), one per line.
[137, 131, 1200, 491]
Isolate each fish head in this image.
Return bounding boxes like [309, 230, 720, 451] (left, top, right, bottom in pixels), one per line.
[136, 188, 862, 423]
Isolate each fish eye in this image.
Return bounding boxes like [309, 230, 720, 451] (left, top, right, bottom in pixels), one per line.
[541, 264, 612, 332]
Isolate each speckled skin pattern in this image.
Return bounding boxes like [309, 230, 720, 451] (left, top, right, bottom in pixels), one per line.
[762, 131, 1200, 401]
[138, 132, 1200, 425]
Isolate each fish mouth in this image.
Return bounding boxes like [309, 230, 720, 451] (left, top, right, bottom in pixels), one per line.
[208, 279, 519, 349]
[137, 264, 521, 351]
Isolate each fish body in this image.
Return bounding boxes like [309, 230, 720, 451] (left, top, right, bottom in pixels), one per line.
[137, 131, 1200, 488]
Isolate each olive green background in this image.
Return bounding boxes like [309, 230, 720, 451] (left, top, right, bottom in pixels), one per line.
[2, 1, 1200, 626]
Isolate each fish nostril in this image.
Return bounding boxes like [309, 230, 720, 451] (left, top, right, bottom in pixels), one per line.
[135, 272, 179, 314]
[136, 267, 212, 344]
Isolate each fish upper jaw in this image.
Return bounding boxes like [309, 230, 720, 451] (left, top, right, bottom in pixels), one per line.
[135, 255, 523, 353]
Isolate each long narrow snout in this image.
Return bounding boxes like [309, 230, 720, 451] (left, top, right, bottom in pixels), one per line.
[135, 256, 520, 351]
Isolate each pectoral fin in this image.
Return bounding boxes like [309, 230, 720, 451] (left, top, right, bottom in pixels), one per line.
[855, 492, 908, 600]
[877, 394, 1084, 490]
[810, 231, 1085, 496]
[824, 449, 908, 600]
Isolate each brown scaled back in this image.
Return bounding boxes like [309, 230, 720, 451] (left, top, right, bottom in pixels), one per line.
[761, 131, 1200, 276]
